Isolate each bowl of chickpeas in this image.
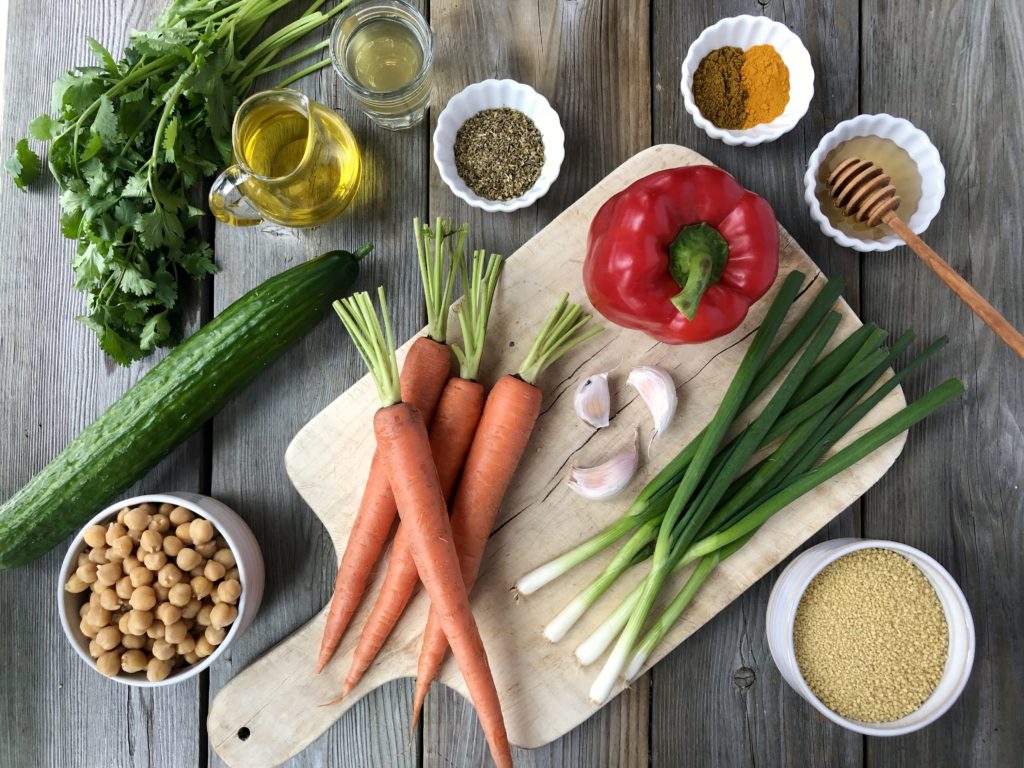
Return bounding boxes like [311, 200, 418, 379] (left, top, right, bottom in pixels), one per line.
[58, 493, 264, 686]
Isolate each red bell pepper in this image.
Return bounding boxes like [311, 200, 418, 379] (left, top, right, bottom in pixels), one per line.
[583, 166, 779, 344]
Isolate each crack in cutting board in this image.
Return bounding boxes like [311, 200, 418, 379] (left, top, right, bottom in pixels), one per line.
[208, 144, 907, 767]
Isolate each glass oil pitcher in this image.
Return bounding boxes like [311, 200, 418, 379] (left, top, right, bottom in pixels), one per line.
[208, 89, 361, 228]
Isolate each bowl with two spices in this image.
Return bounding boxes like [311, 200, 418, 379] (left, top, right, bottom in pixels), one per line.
[766, 538, 974, 736]
[433, 79, 565, 212]
[58, 493, 264, 686]
[681, 15, 814, 145]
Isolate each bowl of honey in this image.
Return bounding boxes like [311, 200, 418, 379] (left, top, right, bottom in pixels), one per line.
[804, 114, 945, 252]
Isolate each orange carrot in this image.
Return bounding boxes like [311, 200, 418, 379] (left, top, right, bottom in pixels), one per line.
[340, 377, 484, 694]
[318, 217, 465, 672]
[340, 251, 503, 695]
[335, 289, 512, 768]
[317, 336, 450, 672]
[411, 294, 602, 724]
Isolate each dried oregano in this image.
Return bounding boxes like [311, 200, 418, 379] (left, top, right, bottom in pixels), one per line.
[453, 108, 544, 200]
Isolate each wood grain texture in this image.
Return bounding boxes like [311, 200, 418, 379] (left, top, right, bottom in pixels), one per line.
[204, 3, 429, 766]
[207, 145, 908, 768]
[424, 1, 653, 764]
[860, 0, 1024, 766]
[0, 2, 202, 767]
[650, 3, 864, 765]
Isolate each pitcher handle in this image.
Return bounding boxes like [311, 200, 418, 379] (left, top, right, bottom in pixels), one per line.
[208, 164, 263, 227]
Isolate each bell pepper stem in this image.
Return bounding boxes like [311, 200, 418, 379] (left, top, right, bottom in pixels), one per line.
[668, 223, 729, 320]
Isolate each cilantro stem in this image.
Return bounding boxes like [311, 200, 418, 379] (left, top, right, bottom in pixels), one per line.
[274, 59, 332, 89]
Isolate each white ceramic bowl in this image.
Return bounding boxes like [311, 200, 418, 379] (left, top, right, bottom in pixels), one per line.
[433, 79, 565, 212]
[766, 538, 974, 736]
[681, 15, 814, 146]
[804, 114, 946, 252]
[58, 493, 264, 687]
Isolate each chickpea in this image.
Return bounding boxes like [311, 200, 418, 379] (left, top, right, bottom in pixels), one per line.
[196, 604, 214, 627]
[144, 637, 155, 652]
[116, 507, 130, 524]
[126, 526, 143, 543]
[213, 548, 236, 569]
[204, 560, 226, 582]
[147, 657, 173, 682]
[210, 603, 237, 629]
[156, 603, 182, 626]
[88, 591, 101, 608]
[156, 586, 172, 604]
[176, 548, 202, 572]
[216, 579, 242, 605]
[168, 583, 192, 607]
[83, 525, 107, 548]
[79, 603, 90, 619]
[99, 588, 121, 611]
[129, 586, 157, 611]
[175, 523, 193, 544]
[80, 619, 99, 639]
[164, 620, 187, 645]
[75, 563, 98, 585]
[177, 634, 197, 655]
[97, 562, 122, 587]
[65, 574, 90, 594]
[135, 502, 157, 518]
[124, 506, 151, 531]
[181, 599, 202, 620]
[115, 576, 134, 600]
[88, 639, 105, 659]
[122, 555, 142, 574]
[183, 651, 200, 665]
[86, 605, 111, 628]
[118, 612, 133, 635]
[95, 625, 122, 651]
[188, 518, 214, 546]
[225, 567, 239, 582]
[146, 619, 166, 640]
[105, 522, 127, 547]
[77, 551, 90, 568]
[190, 566, 206, 578]
[149, 513, 171, 534]
[129, 565, 154, 589]
[122, 633, 146, 650]
[139, 529, 162, 554]
[190, 576, 213, 599]
[97, 650, 122, 677]
[110, 535, 134, 559]
[121, 649, 148, 674]
[151, 638, 176, 661]
[196, 541, 217, 559]
[210, 590, 222, 605]
[205, 626, 227, 646]
[163, 536, 184, 558]
[158, 502, 175, 515]
[169, 506, 194, 526]
[157, 563, 183, 588]
[195, 635, 215, 658]
[143, 552, 167, 571]
[126, 609, 153, 635]
[88, 546, 108, 565]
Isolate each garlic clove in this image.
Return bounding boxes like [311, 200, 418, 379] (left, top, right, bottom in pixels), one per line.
[627, 365, 677, 437]
[567, 428, 640, 500]
[574, 372, 611, 429]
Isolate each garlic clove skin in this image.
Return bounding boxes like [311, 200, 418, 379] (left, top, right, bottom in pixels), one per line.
[567, 428, 640, 500]
[574, 372, 611, 429]
[627, 365, 677, 437]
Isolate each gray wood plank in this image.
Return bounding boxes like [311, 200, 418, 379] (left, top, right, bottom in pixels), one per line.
[860, 0, 1024, 765]
[203, 5, 428, 766]
[650, 1, 863, 766]
[423, 1, 652, 765]
[0, 2, 202, 767]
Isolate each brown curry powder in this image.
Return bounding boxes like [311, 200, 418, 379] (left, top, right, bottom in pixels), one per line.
[691, 44, 790, 130]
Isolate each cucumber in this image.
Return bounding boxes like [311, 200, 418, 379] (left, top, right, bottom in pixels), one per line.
[0, 246, 369, 569]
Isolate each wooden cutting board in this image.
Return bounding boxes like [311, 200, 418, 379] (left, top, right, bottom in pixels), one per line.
[208, 144, 907, 766]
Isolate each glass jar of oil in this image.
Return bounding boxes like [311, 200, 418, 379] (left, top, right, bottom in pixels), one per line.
[330, 0, 433, 130]
[208, 89, 361, 228]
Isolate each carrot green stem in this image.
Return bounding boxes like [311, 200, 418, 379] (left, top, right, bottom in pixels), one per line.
[518, 294, 603, 385]
[414, 216, 465, 343]
[333, 288, 401, 407]
[453, 250, 504, 381]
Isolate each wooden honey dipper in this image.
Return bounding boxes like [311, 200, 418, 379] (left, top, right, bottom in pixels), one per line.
[829, 157, 1024, 358]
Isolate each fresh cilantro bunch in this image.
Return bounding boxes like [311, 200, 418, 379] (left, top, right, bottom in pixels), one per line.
[7, 0, 348, 365]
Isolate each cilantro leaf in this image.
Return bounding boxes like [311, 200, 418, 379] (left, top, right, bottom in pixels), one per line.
[162, 115, 178, 164]
[92, 95, 120, 141]
[140, 311, 170, 351]
[6, 139, 41, 190]
[120, 266, 156, 296]
[28, 114, 56, 141]
[86, 37, 119, 75]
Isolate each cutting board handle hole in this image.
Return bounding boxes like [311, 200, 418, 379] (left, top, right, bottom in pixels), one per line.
[237, 727, 251, 742]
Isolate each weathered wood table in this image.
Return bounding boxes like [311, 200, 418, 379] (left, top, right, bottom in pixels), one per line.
[1, 1, 1021, 766]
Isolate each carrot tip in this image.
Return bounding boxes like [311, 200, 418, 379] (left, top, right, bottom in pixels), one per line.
[320, 694, 346, 708]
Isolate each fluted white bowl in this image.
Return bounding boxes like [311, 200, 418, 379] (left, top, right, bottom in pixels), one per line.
[433, 79, 565, 212]
[681, 15, 814, 146]
[58, 493, 264, 687]
[804, 114, 945, 252]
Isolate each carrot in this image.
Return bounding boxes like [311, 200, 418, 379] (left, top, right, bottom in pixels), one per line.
[341, 251, 503, 696]
[335, 288, 513, 768]
[411, 294, 603, 725]
[318, 218, 465, 672]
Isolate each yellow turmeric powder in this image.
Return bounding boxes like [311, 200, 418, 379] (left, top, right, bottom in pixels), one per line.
[740, 45, 789, 128]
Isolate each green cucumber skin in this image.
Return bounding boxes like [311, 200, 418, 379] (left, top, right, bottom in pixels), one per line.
[0, 250, 361, 569]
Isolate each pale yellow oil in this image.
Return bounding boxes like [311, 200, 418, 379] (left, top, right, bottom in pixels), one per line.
[345, 17, 424, 93]
[235, 101, 360, 228]
[816, 135, 922, 240]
